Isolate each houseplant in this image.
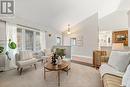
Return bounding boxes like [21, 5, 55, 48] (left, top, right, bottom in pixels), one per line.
[6, 39, 17, 60]
[0, 39, 17, 71]
[56, 48, 65, 59]
[8, 39, 16, 49]
[0, 46, 4, 54]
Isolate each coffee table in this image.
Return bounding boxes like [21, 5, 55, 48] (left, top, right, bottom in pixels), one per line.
[44, 60, 69, 86]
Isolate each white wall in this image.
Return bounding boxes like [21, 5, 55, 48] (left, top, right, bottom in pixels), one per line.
[128, 11, 130, 46]
[63, 36, 70, 46]
[40, 31, 46, 50]
[6, 22, 17, 69]
[45, 30, 62, 49]
[99, 10, 128, 31]
[0, 20, 6, 47]
[63, 13, 98, 58]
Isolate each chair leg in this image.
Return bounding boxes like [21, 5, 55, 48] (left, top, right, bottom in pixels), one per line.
[20, 68, 23, 75]
[41, 59, 44, 65]
[34, 64, 37, 69]
[17, 67, 19, 71]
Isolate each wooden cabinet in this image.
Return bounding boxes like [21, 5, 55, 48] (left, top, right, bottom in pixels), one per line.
[93, 50, 108, 69]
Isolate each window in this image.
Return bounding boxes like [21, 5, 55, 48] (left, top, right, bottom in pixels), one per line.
[17, 26, 42, 51]
[71, 38, 76, 46]
[25, 30, 34, 50]
[56, 37, 61, 45]
[35, 32, 41, 50]
[17, 28, 22, 50]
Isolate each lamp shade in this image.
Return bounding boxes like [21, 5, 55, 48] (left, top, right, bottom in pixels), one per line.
[112, 43, 124, 51]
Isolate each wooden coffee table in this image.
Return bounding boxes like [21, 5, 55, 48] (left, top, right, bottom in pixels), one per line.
[44, 60, 69, 86]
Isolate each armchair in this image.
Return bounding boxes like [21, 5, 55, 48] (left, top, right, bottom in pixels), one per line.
[15, 51, 37, 75]
[33, 50, 50, 64]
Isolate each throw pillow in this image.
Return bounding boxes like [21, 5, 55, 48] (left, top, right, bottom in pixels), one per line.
[108, 51, 130, 72]
[122, 64, 130, 86]
[27, 51, 33, 58]
[19, 51, 33, 61]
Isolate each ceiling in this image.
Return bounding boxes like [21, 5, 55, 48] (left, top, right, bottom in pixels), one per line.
[2, 0, 130, 32]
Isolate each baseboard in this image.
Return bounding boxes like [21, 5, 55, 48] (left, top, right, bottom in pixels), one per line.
[71, 59, 93, 67]
[72, 55, 92, 59]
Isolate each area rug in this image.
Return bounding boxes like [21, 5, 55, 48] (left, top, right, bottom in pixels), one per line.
[0, 63, 102, 87]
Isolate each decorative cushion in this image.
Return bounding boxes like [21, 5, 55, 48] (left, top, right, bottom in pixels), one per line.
[108, 51, 130, 72]
[122, 64, 130, 86]
[19, 51, 33, 61]
[28, 51, 33, 58]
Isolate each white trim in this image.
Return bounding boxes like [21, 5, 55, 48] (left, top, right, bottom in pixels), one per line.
[72, 55, 92, 59]
[17, 25, 41, 32]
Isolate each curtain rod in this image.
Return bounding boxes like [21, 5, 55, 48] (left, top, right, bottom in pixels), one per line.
[17, 24, 44, 31]
[0, 19, 45, 32]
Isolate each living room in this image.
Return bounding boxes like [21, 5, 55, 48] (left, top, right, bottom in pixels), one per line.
[0, 0, 130, 87]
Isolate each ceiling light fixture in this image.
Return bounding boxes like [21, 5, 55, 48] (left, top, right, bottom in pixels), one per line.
[67, 24, 71, 34]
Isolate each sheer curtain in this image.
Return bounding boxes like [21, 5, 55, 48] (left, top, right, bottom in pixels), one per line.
[35, 32, 41, 51]
[17, 28, 22, 50]
[25, 30, 34, 50]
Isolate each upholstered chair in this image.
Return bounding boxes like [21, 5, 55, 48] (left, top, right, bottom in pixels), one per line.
[15, 50, 38, 75]
[33, 50, 50, 64]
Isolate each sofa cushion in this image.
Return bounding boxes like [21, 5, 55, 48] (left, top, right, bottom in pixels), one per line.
[99, 64, 124, 77]
[28, 51, 33, 58]
[108, 51, 130, 72]
[19, 51, 33, 61]
[103, 74, 122, 87]
[122, 64, 130, 86]
[16, 58, 37, 67]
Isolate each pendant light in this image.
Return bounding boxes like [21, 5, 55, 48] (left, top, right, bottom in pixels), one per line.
[67, 24, 71, 34]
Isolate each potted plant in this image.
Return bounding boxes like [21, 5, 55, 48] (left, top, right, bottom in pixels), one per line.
[0, 39, 17, 71]
[0, 46, 4, 54]
[6, 39, 17, 60]
[56, 48, 65, 59]
[8, 39, 16, 49]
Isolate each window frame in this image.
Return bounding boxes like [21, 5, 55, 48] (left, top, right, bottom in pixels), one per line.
[17, 26, 41, 51]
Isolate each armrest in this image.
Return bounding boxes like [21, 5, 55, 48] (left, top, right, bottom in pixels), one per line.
[103, 73, 123, 78]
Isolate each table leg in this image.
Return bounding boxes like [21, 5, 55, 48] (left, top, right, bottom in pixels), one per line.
[58, 70, 60, 86]
[44, 67, 46, 80]
[67, 66, 69, 75]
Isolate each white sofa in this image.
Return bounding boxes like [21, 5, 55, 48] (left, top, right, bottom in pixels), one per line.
[99, 63, 124, 77]
[99, 51, 130, 77]
[99, 51, 130, 87]
[15, 51, 38, 75]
